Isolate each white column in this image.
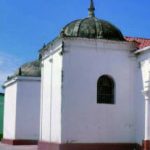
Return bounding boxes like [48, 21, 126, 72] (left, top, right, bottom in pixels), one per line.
[145, 99, 150, 140]
[143, 82, 150, 140]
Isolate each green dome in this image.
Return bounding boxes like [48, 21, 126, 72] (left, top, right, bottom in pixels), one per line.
[8, 60, 41, 80]
[60, 0, 124, 41]
[16, 60, 41, 77]
[61, 17, 124, 41]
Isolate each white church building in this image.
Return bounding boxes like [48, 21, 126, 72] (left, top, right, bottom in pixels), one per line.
[2, 1, 150, 150]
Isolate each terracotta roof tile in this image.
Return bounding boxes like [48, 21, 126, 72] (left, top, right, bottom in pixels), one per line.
[125, 36, 150, 49]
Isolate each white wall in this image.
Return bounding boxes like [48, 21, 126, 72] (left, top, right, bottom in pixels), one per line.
[3, 82, 17, 139]
[61, 38, 137, 143]
[136, 49, 150, 143]
[40, 45, 62, 143]
[134, 60, 145, 145]
[40, 58, 51, 142]
[3, 77, 41, 140]
[15, 77, 41, 140]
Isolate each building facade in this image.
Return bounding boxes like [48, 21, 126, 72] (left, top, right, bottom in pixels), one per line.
[2, 61, 41, 145]
[2, 1, 150, 150]
[38, 1, 150, 150]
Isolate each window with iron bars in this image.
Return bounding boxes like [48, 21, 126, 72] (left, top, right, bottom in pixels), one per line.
[97, 75, 115, 104]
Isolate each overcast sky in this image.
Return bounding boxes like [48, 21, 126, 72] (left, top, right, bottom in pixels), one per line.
[0, 0, 150, 92]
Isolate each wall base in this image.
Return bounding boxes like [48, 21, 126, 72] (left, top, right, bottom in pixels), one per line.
[143, 140, 150, 150]
[1, 139, 38, 145]
[38, 142, 141, 150]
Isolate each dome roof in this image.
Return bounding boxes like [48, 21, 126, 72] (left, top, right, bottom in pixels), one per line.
[60, 0, 124, 41]
[8, 60, 41, 80]
[16, 60, 41, 77]
[61, 18, 124, 41]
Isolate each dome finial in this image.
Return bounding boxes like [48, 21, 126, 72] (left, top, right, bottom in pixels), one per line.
[88, 0, 95, 17]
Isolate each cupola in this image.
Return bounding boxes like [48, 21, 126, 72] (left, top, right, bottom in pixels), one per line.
[61, 0, 124, 41]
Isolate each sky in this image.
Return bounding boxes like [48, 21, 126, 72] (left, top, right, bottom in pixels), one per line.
[0, 0, 150, 92]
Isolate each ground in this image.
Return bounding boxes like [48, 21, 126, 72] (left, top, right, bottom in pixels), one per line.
[0, 143, 37, 150]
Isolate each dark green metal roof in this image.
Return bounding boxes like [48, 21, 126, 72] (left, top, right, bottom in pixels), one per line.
[40, 0, 125, 55]
[60, 0, 124, 41]
[61, 17, 124, 41]
[8, 60, 41, 80]
[16, 60, 41, 77]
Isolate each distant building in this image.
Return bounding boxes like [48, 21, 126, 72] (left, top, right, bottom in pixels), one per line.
[0, 93, 4, 140]
[2, 1, 150, 150]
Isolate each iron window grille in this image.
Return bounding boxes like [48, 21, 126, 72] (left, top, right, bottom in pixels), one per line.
[97, 75, 115, 104]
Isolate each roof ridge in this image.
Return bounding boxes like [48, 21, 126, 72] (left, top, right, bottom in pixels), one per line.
[125, 36, 150, 40]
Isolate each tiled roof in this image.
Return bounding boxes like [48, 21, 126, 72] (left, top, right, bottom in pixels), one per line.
[125, 36, 150, 49]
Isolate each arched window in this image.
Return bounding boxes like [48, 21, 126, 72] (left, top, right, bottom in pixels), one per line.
[97, 75, 115, 104]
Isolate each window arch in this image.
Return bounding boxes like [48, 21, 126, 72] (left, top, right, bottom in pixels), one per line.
[97, 75, 115, 104]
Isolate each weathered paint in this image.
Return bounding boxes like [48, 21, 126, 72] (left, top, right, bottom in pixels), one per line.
[61, 38, 137, 143]
[40, 38, 147, 145]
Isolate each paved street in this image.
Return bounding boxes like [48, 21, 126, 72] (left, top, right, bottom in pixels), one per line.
[0, 143, 37, 150]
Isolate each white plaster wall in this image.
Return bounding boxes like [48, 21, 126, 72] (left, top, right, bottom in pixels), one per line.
[136, 49, 150, 143]
[40, 58, 52, 141]
[61, 38, 137, 143]
[3, 82, 17, 139]
[50, 51, 62, 142]
[15, 77, 41, 140]
[134, 59, 145, 145]
[40, 47, 62, 143]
